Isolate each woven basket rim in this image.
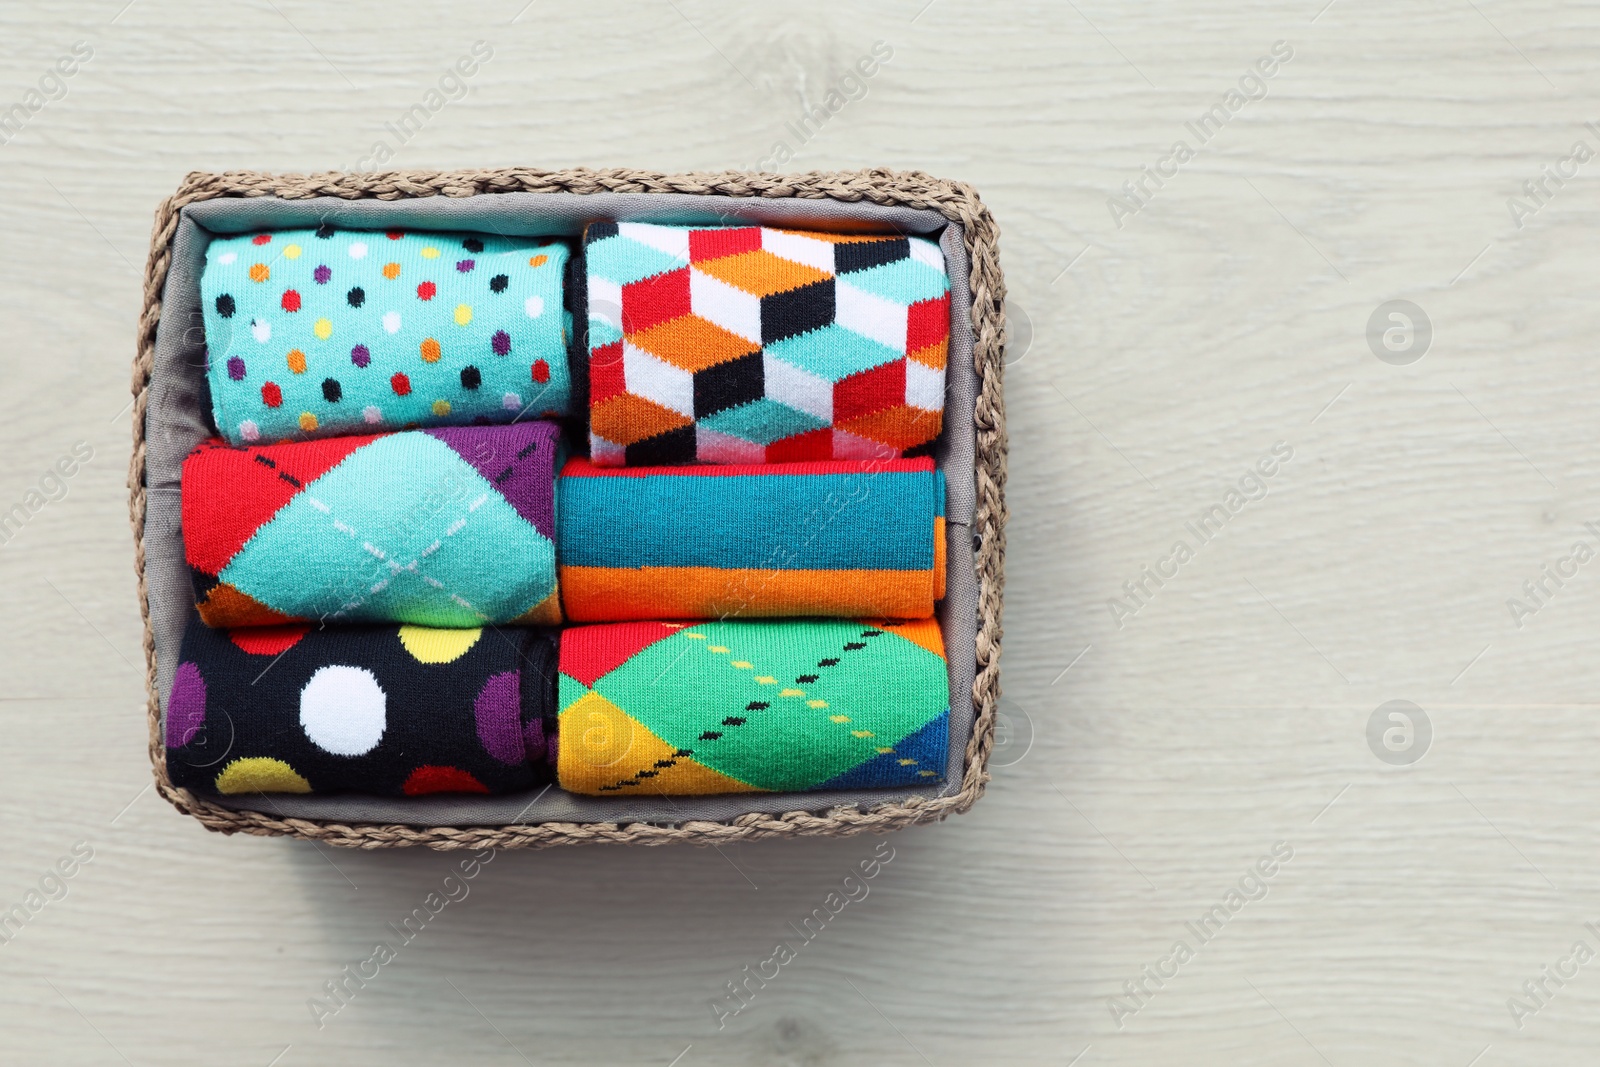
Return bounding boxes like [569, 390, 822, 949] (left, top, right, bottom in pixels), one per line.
[129, 166, 1008, 849]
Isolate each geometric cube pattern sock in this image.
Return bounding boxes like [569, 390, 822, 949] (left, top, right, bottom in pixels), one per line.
[200, 227, 572, 445]
[164, 615, 557, 796]
[556, 618, 949, 795]
[556, 457, 945, 622]
[582, 222, 949, 465]
[182, 422, 562, 629]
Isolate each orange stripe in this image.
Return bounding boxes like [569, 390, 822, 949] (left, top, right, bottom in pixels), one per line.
[559, 566, 936, 622]
[934, 516, 946, 601]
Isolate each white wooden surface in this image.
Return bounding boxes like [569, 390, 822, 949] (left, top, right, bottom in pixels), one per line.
[2, 0, 1599, 1062]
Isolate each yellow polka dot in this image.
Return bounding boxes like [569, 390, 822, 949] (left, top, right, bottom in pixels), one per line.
[898, 758, 918, 766]
[918, 770, 938, 777]
[780, 688, 804, 697]
[454, 304, 473, 326]
[708, 646, 729, 654]
[875, 747, 894, 754]
[314, 317, 332, 339]
[809, 700, 829, 708]
[382, 262, 401, 279]
[299, 412, 318, 431]
[684, 633, 706, 639]
[287, 349, 306, 373]
[852, 730, 876, 738]
[215, 757, 311, 794]
[284, 244, 302, 259]
[829, 714, 850, 723]
[421, 246, 441, 259]
[530, 254, 548, 267]
[432, 399, 451, 416]
[420, 338, 441, 362]
[249, 263, 270, 282]
[398, 625, 483, 663]
[755, 676, 777, 685]
[730, 661, 752, 669]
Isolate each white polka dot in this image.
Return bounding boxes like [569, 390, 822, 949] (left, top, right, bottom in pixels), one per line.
[382, 311, 402, 334]
[502, 392, 521, 411]
[238, 420, 260, 441]
[217, 251, 237, 266]
[524, 295, 544, 318]
[349, 242, 368, 260]
[251, 319, 271, 343]
[299, 665, 386, 756]
[363, 405, 382, 424]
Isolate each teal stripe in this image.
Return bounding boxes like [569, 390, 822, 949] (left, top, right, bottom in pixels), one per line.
[558, 469, 935, 570]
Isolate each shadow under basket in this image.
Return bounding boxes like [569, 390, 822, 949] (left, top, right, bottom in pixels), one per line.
[130, 167, 1008, 849]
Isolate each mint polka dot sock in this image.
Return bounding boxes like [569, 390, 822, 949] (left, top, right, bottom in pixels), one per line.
[557, 618, 950, 795]
[201, 228, 573, 444]
[164, 615, 556, 797]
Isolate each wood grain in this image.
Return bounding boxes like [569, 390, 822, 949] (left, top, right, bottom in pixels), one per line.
[2, 0, 1599, 1062]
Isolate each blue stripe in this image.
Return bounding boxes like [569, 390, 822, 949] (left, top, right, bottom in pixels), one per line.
[558, 469, 935, 570]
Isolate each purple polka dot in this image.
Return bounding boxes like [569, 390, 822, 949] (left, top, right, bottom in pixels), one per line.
[226, 356, 246, 381]
[491, 330, 511, 355]
[456, 259, 475, 273]
[474, 670, 522, 764]
[522, 716, 547, 763]
[350, 344, 371, 368]
[313, 264, 332, 284]
[167, 662, 206, 748]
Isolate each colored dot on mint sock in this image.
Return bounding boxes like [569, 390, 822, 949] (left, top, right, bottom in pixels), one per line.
[387, 231, 404, 241]
[350, 344, 371, 368]
[251, 319, 270, 343]
[249, 263, 269, 282]
[391, 372, 411, 396]
[287, 349, 306, 374]
[489, 274, 508, 293]
[299, 412, 318, 431]
[382, 262, 401, 279]
[349, 242, 368, 259]
[239, 420, 260, 442]
[524, 295, 543, 317]
[313, 265, 331, 284]
[463, 238, 484, 253]
[460, 366, 481, 389]
[417, 281, 436, 301]
[502, 392, 520, 411]
[420, 246, 440, 259]
[382, 311, 401, 334]
[215, 294, 235, 318]
[455, 305, 473, 326]
[347, 286, 365, 307]
[284, 244, 301, 259]
[420, 338, 441, 363]
[363, 405, 381, 423]
[252, 234, 271, 246]
[227, 356, 246, 381]
[216, 252, 237, 265]
[262, 382, 282, 407]
[282, 289, 301, 312]
[532, 359, 550, 383]
[314, 318, 332, 340]
[491, 330, 511, 355]
[322, 378, 342, 402]
[530, 254, 547, 267]
[456, 259, 475, 273]
[432, 399, 451, 416]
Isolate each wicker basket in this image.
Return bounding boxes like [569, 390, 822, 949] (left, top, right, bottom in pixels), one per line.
[130, 166, 1007, 849]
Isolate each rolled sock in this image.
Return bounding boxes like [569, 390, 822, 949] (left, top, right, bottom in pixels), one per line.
[164, 615, 557, 797]
[182, 423, 562, 628]
[556, 618, 950, 796]
[200, 227, 571, 444]
[581, 221, 950, 465]
[556, 457, 945, 621]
